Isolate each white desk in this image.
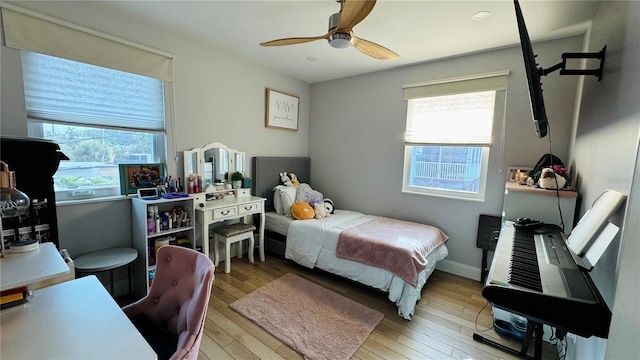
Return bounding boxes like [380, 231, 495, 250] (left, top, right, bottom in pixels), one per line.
[195, 195, 266, 262]
[0, 242, 69, 291]
[0, 276, 157, 359]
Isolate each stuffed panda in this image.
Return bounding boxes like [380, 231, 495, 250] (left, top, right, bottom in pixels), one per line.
[323, 198, 335, 214]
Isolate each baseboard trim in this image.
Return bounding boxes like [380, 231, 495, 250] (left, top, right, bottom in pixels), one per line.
[435, 259, 481, 281]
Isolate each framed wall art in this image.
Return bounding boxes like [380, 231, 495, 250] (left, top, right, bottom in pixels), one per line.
[265, 88, 299, 131]
[119, 163, 164, 195]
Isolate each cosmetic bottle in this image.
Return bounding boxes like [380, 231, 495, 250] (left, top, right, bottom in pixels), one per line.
[188, 178, 194, 194]
[161, 212, 170, 231]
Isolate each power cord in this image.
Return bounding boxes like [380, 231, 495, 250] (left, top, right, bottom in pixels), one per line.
[474, 301, 494, 332]
[545, 125, 566, 233]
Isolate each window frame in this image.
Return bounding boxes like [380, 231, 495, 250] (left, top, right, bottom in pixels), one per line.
[401, 73, 508, 202]
[27, 122, 168, 202]
[402, 145, 491, 201]
[22, 52, 170, 202]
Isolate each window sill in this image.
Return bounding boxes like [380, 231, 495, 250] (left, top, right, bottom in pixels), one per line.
[401, 188, 486, 203]
[56, 195, 132, 207]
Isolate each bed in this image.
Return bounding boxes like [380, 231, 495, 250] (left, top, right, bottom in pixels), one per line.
[251, 156, 449, 319]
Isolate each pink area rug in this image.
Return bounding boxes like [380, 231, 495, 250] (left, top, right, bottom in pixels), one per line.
[230, 273, 383, 360]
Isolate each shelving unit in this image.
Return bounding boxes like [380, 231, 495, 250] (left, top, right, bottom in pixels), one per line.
[503, 181, 578, 232]
[131, 196, 196, 298]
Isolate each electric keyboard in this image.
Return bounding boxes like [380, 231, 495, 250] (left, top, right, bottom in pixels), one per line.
[482, 221, 611, 339]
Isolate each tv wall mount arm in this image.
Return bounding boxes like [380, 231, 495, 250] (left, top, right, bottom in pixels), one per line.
[539, 45, 606, 81]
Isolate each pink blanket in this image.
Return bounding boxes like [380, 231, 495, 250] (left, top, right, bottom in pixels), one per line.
[336, 217, 448, 287]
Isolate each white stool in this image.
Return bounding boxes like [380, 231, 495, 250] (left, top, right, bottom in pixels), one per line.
[213, 223, 256, 273]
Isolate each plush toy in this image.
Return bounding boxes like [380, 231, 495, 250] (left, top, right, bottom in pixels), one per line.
[289, 173, 300, 187]
[280, 172, 293, 187]
[538, 168, 567, 190]
[291, 201, 315, 220]
[323, 198, 335, 214]
[313, 203, 328, 219]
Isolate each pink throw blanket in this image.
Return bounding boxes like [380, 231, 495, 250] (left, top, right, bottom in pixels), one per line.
[336, 217, 448, 287]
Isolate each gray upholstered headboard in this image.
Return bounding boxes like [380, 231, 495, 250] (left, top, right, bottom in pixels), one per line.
[252, 157, 311, 212]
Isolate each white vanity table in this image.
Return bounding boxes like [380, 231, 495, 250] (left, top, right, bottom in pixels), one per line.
[193, 194, 266, 262]
[184, 142, 266, 263]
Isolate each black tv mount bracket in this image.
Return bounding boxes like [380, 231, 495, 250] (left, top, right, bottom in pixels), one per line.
[539, 45, 606, 81]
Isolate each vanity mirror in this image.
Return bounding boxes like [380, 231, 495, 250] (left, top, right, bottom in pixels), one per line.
[183, 142, 245, 191]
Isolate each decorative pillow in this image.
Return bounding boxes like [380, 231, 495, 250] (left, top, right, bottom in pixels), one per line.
[295, 183, 323, 205]
[279, 186, 298, 217]
[291, 201, 315, 220]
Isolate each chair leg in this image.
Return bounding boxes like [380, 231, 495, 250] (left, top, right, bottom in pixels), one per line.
[248, 233, 255, 264]
[225, 239, 231, 274]
[213, 234, 220, 267]
[237, 238, 243, 259]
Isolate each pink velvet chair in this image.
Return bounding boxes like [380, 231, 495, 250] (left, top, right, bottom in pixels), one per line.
[123, 245, 215, 360]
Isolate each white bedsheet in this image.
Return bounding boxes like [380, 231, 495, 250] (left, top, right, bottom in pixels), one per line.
[264, 211, 293, 235]
[282, 210, 448, 319]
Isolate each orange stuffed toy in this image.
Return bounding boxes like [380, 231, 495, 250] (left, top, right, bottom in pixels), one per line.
[291, 202, 315, 220]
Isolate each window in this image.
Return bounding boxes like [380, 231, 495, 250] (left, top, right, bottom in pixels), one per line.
[2, 6, 174, 201]
[402, 72, 508, 201]
[23, 51, 167, 200]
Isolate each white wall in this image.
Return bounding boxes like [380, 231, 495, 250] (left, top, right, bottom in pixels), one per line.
[0, 1, 311, 295]
[569, 1, 640, 359]
[1, 0, 312, 169]
[309, 36, 582, 274]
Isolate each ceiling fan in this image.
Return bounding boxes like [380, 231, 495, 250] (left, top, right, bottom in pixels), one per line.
[260, 0, 399, 61]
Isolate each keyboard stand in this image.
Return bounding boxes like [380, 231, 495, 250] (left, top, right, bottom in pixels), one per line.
[473, 321, 544, 360]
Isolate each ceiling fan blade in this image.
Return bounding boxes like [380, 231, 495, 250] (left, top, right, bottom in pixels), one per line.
[337, 0, 377, 32]
[260, 33, 331, 47]
[351, 34, 399, 60]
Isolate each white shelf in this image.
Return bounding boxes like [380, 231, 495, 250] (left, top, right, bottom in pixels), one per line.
[131, 195, 196, 298]
[503, 181, 577, 232]
[147, 225, 194, 239]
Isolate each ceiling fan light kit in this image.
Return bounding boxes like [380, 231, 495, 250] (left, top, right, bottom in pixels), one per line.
[260, 0, 398, 60]
[328, 33, 351, 49]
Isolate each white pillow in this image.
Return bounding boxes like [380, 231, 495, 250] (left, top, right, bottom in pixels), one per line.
[279, 186, 298, 217]
[272, 186, 286, 215]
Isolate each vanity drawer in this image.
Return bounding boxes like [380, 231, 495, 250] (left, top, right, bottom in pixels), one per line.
[213, 206, 238, 220]
[236, 189, 251, 197]
[238, 202, 261, 215]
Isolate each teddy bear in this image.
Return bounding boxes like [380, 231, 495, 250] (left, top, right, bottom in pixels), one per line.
[538, 167, 567, 190]
[289, 172, 300, 187]
[280, 172, 293, 187]
[313, 203, 328, 219]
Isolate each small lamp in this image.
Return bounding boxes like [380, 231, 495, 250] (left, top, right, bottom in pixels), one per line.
[0, 161, 31, 218]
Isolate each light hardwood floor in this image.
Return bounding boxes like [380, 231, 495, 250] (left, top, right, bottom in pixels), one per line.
[198, 254, 559, 360]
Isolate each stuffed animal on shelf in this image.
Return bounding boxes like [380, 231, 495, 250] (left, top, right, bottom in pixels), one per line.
[323, 198, 335, 214]
[313, 203, 328, 219]
[538, 168, 567, 189]
[289, 173, 300, 187]
[280, 172, 293, 187]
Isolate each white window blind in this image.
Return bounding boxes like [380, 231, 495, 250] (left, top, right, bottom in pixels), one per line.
[405, 91, 496, 146]
[403, 72, 508, 146]
[1, 5, 173, 81]
[22, 51, 166, 133]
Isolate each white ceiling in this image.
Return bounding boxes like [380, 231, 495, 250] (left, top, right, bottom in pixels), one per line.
[100, 0, 601, 84]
